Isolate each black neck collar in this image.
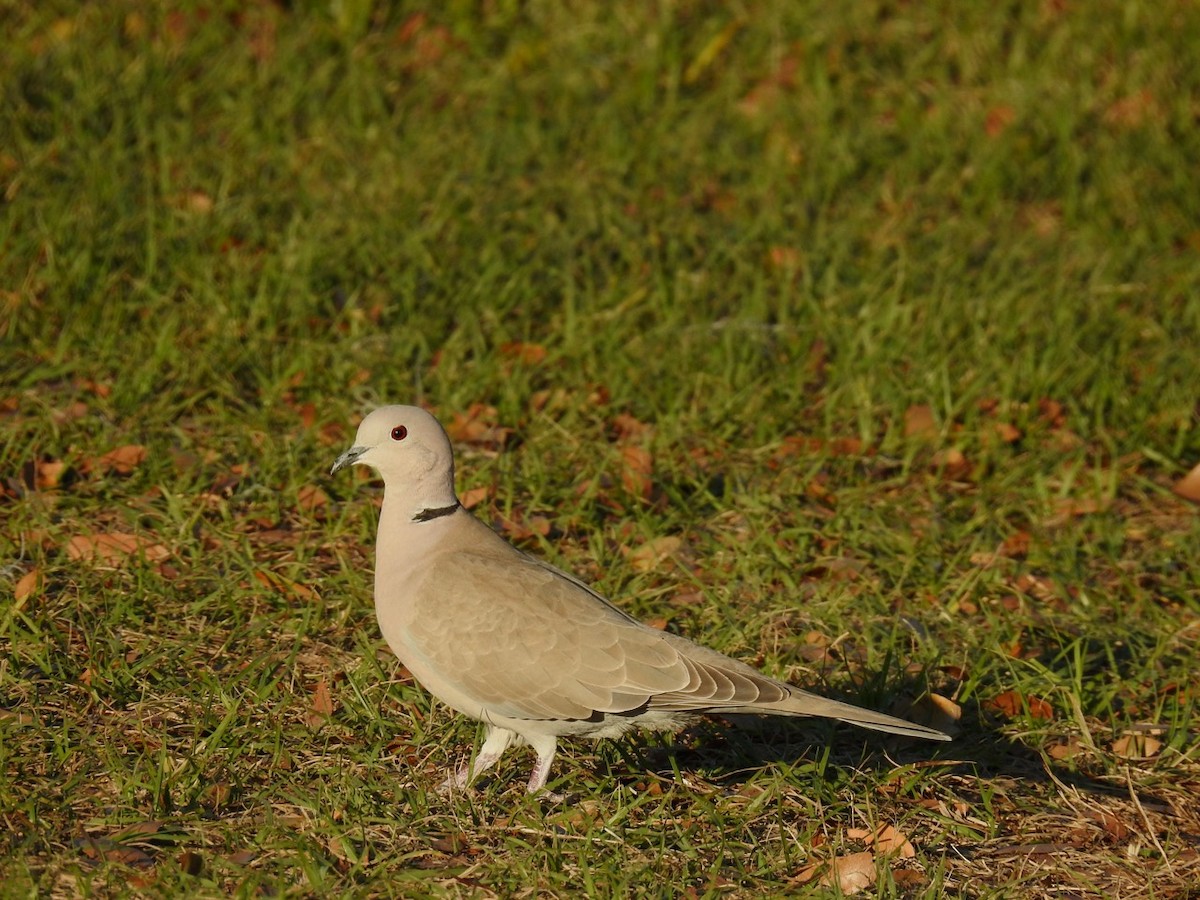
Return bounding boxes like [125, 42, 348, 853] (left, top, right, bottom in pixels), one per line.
[412, 502, 461, 523]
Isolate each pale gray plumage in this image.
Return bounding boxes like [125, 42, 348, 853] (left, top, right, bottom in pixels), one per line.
[333, 405, 950, 794]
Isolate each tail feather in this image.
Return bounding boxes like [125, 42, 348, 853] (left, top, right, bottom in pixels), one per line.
[716, 689, 952, 742]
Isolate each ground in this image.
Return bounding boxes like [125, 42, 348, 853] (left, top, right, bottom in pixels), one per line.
[2, 2, 1199, 897]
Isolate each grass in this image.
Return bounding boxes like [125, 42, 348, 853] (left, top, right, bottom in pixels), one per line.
[2, 1, 1199, 896]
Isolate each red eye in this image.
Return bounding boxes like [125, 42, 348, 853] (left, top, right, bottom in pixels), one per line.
[391, 425, 408, 441]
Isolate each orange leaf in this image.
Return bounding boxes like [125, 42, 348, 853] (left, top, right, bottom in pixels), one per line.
[824, 851, 875, 894]
[296, 484, 329, 514]
[624, 535, 682, 573]
[1172, 461, 1200, 503]
[985, 105, 1016, 137]
[620, 445, 653, 499]
[14, 568, 41, 603]
[611, 413, 652, 442]
[903, 405, 937, 439]
[907, 692, 962, 735]
[1110, 733, 1163, 760]
[97, 445, 148, 475]
[307, 679, 335, 728]
[499, 341, 548, 365]
[36, 459, 68, 489]
[460, 485, 492, 509]
[253, 568, 318, 601]
[67, 532, 170, 565]
[865, 824, 915, 859]
[987, 689, 1053, 720]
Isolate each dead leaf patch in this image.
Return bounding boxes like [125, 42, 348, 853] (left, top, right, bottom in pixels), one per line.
[66, 532, 170, 565]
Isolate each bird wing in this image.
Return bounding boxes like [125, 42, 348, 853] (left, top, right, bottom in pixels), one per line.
[405, 549, 695, 721]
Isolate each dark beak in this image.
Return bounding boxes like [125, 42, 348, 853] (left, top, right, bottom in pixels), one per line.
[330, 446, 368, 475]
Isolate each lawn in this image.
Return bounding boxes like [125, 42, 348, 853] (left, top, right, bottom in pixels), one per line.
[2, 1, 1199, 896]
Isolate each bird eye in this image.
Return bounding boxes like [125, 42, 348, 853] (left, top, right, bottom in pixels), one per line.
[391, 425, 408, 441]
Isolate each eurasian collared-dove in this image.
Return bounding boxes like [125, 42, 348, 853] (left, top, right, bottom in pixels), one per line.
[332, 405, 950, 794]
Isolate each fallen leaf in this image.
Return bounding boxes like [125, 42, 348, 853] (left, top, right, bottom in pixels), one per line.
[1000, 530, 1031, 557]
[460, 485, 492, 509]
[1046, 737, 1086, 760]
[1172, 461, 1200, 503]
[297, 484, 329, 514]
[1090, 810, 1131, 842]
[932, 447, 971, 479]
[619, 444, 653, 499]
[306, 679, 335, 728]
[985, 104, 1016, 137]
[177, 849, 203, 876]
[908, 692, 962, 734]
[35, 458, 68, 490]
[994, 422, 1022, 443]
[253, 569, 318, 601]
[767, 246, 803, 270]
[67, 532, 170, 565]
[986, 689, 1053, 720]
[499, 341, 548, 365]
[903, 405, 937, 439]
[611, 413, 652, 442]
[823, 851, 875, 894]
[1043, 496, 1111, 526]
[445, 404, 510, 449]
[50, 401, 89, 425]
[1110, 733, 1162, 760]
[14, 568, 41, 603]
[867, 824, 916, 859]
[498, 514, 551, 542]
[625, 535, 683, 572]
[1037, 398, 1066, 427]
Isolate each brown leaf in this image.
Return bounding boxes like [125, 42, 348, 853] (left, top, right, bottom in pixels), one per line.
[1110, 733, 1163, 760]
[903, 404, 937, 439]
[460, 485, 492, 510]
[498, 514, 551, 542]
[14, 568, 41, 603]
[985, 104, 1016, 137]
[253, 569, 318, 602]
[907, 693, 962, 734]
[296, 484, 329, 514]
[1037, 398, 1066, 427]
[1103, 89, 1158, 129]
[932, 447, 971, 480]
[67, 532, 170, 565]
[35, 458, 68, 489]
[1044, 495, 1111, 526]
[1000, 530, 1031, 558]
[1046, 737, 1086, 760]
[824, 851, 876, 894]
[177, 850, 203, 876]
[51, 401, 89, 424]
[306, 679, 335, 728]
[611, 412, 652, 442]
[499, 341, 548, 365]
[625, 535, 683, 573]
[994, 421, 1022, 443]
[866, 824, 916, 859]
[619, 444, 653, 499]
[96, 444, 149, 475]
[1172, 461, 1200, 503]
[987, 689, 1054, 720]
[1090, 810, 1131, 842]
[767, 246, 803, 270]
[444, 404, 510, 449]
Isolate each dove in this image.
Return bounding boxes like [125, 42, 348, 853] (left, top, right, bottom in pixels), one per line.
[332, 405, 950, 795]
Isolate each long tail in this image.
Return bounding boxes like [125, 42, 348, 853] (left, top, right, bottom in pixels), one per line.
[722, 689, 952, 741]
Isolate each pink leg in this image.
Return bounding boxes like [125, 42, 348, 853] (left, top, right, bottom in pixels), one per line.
[525, 734, 559, 795]
[440, 727, 514, 792]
